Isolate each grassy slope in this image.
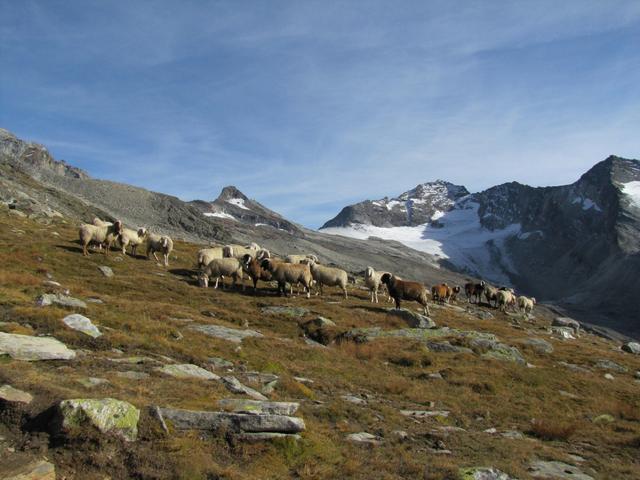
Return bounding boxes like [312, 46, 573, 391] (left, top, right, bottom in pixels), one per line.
[0, 207, 639, 480]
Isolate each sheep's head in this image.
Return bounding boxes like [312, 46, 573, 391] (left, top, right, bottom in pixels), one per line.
[242, 253, 253, 266]
[198, 273, 209, 288]
[260, 258, 272, 271]
[113, 220, 123, 234]
[380, 273, 392, 285]
[365, 267, 373, 278]
[532, 297, 537, 304]
[161, 237, 169, 249]
[223, 245, 234, 257]
[138, 227, 148, 238]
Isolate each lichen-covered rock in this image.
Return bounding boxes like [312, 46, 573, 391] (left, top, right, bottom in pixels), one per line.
[221, 376, 268, 400]
[528, 460, 594, 479]
[387, 308, 436, 328]
[188, 324, 263, 343]
[519, 338, 554, 354]
[62, 314, 102, 338]
[0, 332, 76, 361]
[552, 317, 580, 335]
[97, 265, 114, 277]
[36, 293, 87, 309]
[217, 399, 299, 415]
[156, 363, 220, 380]
[261, 305, 310, 318]
[594, 359, 628, 373]
[58, 398, 140, 441]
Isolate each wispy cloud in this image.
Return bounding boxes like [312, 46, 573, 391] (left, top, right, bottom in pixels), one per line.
[1, 1, 639, 227]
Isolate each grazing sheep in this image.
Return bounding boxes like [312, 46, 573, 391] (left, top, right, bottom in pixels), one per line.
[364, 266, 391, 303]
[260, 259, 312, 298]
[464, 280, 485, 303]
[118, 227, 147, 256]
[517, 296, 536, 314]
[199, 257, 244, 290]
[307, 260, 348, 299]
[284, 254, 319, 264]
[497, 289, 517, 312]
[241, 253, 273, 292]
[431, 283, 450, 304]
[381, 273, 430, 316]
[79, 220, 123, 256]
[484, 285, 499, 308]
[197, 246, 225, 269]
[146, 233, 173, 267]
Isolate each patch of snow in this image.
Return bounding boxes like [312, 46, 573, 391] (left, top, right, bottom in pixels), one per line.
[321, 198, 519, 284]
[227, 198, 250, 210]
[204, 212, 236, 220]
[385, 200, 404, 210]
[431, 210, 445, 221]
[518, 230, 544, 240]
[572, 196, 602, 212]
[622, 181, 640, 209]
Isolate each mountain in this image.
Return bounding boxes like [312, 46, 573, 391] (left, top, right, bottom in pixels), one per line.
[322, 157, 640, 336]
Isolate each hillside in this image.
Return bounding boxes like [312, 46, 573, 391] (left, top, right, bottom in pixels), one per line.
[1, 206, 640, 479]
[321, 158, 640, 337]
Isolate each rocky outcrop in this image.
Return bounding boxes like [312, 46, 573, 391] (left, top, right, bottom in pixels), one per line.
[56, 398, 140, 442]
[0, 333, 76, 361]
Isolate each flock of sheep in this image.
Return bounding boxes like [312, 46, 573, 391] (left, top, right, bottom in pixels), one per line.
[78, 218, 537, 317]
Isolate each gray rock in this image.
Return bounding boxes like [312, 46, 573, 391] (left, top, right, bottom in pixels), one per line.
[261, 305, 310, 318]
[0, 384, 33, 404]
[558, 390, 581, 400]
[98, 265, 114, 277]
[217, 399, 300, 415]
[343, 326, 496, 343]
[62, 314, 102, 338]
[76, 377, 110, 388]
[158, 407, 305, 433]
[293, 376, 314, 385]
[188, 323, 263, 343]
[43, 280, 61, 287]
[400, 410, 450, 418]
[221, 376, 268, 401]
[552, 317, 581, 335]
[472, 309, 494, 320]
[116, 371, 150, 380]
[235, 432, 301, 442]
[528, 460, 594, 479]
[304, 316, 336, 328]
[2, 459, 56, 480]
[469, 338, 526, 364]
[342, 394, 367, 405]
[387, 308, 436, 329]
[86, 297, 104, 304]
[558, 361, 590, 373]
[36, 293, 87, 309]
[208, 357, 234, 369]
[0, 332, 76, 361]
[108, 356, 160, 365]
[604, 373, 615, 380]
[500, 430, 525, 440]
[519, 338, 554, 354]
[58, 398, 140, 442]
[156, 364, 220, 380]
[346, 431, 382, 445]
[635, 371, 640, 379]
[622, 342, 640, 355]
[425, 341, 473, 353]
[459, 467, 518, 480]
[595, 359, 628, 373]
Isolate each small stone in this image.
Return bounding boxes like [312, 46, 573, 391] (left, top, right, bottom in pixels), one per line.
[208, 357, 234, 369]
[86, 297, 104, 304]
[604, 373, 614, 380]
[0, 384, 33, 404]
[201, 310, 217, 318]
[400, 410, 450, 418]
[156, 364, 220, 380]
[558, 390, 581, 400]
[393, 430, 409, 440]
[501, 430, 525, 439]
[43, 280, 61, 287]
[76, 377, 110, 388]
[621, 342, 640, 355]
[346, 432, 382, 445]
[170, 331, 183, 341]
[342, 394, 367, 405]
[98, 266, 114, 277]
[293, 376, 314, 385]
[62, 314, 102, 338]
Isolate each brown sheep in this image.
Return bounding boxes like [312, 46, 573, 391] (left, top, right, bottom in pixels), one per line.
[464, 280, 485, 303]
[241, 253, 273, 292]
[431, 283, 450, 304]
[381, 273, 430, 316]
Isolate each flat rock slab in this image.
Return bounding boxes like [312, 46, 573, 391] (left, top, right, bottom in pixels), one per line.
[221, 376, 268, 400]
[0, 384, 33, 404]
[346, 432, 382, 445]
[261, 306, 310, 318]
[0, 332, 76, 361]
[36, 293, 87, 309]
[116, 371, 150, 380]
[156, 364, 220, 380]
[188, 324, 263, 343]
[342, 394, 367, 405]
[62, 314, 102, 338]
[76, 377, 110, 388]
[529, 460, 594, 479]
[595, 359, 628, 372]
[426, 341, 473, 354]
[158, 407, 305, 433]
[401, 410, 450, 418]
[208, 357, 234, 369]
[343, 327, 496, 343]
[387, 308, 436, 329]
[58, 398, 140, 442]
[519, 338, 554, 354]
[218, 399, 300, 416]
[2, 459, 56, 480]
[98, 266, 114, 277]
[235, 432, 301, 442]
[459, 467, 518, 480]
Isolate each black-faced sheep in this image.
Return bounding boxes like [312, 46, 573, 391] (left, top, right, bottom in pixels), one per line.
[464, 281, 485, 303]
[241, 253, 272, 292]
[381, 273, 430, 316]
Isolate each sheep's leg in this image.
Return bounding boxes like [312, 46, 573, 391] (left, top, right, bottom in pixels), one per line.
[164, 253, 169, 267]
[82, 243, 89, 256]
[152, 251, 160, 262]
[395, 298, 401, 310]
[343, 287, 348, 299]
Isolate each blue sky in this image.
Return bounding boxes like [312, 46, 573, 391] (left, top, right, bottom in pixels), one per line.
[2, 1, 639, 228]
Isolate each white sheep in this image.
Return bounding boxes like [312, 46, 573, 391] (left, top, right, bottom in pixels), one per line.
[497, 290, 517, 312]
[307, 260, 348, 299]
[517, 295, 536, 314]
[197, 246, 225, 269]
[364, 266, 391, 303]
[260, 259, 312, 298]
[284, 254, 319, 264]
[78, 220, 122, 256]
[146, 233, 173, 267]
[118, 227, 147, 256]
[92, 217, 112, 227]
[223, 243, 269, 261]
[199, 257, 244, 290]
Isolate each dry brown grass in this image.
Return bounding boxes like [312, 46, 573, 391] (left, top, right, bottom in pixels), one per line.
[528, 418, 580, 441]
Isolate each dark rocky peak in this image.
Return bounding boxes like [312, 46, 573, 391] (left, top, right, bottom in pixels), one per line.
[578, 155, 640, 188]
[215, 185, 249, 202]
[398, 180, 469, 202]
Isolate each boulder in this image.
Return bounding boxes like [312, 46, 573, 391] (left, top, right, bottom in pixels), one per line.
[459, 467, 519, 480]
[341, 394, 367, 405]
[528, 460, 594, 479]
[156, 364, 220, 380]
[518, 338, 554, 354]
[594, 359, 628, 373]
[57, 398, 140, 441]
[36, 293, 87, 309]
[97, 266, 114, 277]
[261, 306, 310, 318]
[188, 324, 263, 343]
[208, 357, 234, 369]
[62, 314, 102, 338]
[304, 316, 336, 328]
[2, 459, 56, 480]
[400, 410, 450, 418]
[0, 384, 33, 404]
[217, 399, 300, 416]
[425, 341, 473, 354]
[622, 342, 640, 355]
[552, 317, 580, 335]
[469, 338, 526, 364]
[551, 327, 576, 339]
[220, 376, 268, 401]
[158, 407, 305, 433]
[387, 308, 436, 329]
[0, 332, 76, 361]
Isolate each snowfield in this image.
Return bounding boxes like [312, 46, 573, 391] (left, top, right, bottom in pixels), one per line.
[622, 181, 640, 209]
[203, 211, 236, 220]
[321, 197, 520, 284]
[226, 198, 250, 210]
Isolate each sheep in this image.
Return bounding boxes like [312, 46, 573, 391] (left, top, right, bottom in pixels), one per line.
[118, 227, 147, 256]
[260, 258, 312, 298]
[517, 295, 536, 314]
[464, 280, 485, 303]
[496, 289, 517, 312]
[92, 217, 113, 227]
[146, 233, 173, 267]
[381, 273, 430, 316]
[79, 220, 123, 256]
[197, 246, 225, 269]
[199, 257, 244, 290]
[306, 260, 348, 299]
[448, 285, 461, 303]
[364, 266, 391, 303]
[241, 253, 273, 292]
[484, 285, 499, 308]
[223, 243, 269, 261]
[284, 254, 319, 264]
[431, 283, 450, 304]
